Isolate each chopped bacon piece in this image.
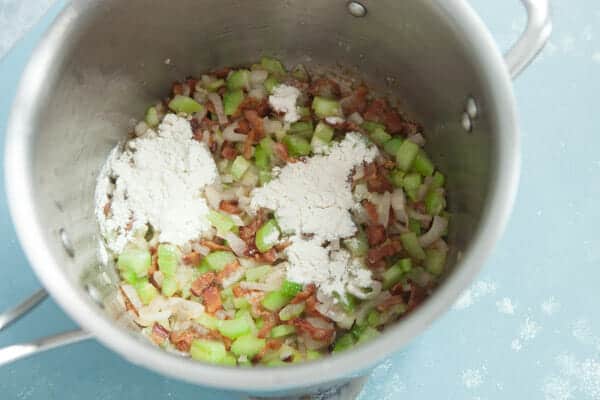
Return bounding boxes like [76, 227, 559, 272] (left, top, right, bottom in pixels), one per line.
[200, 240, 231, 251]
[182, 251, 202, 266]
[254, 248, 277, 263]
[273, 142, 291, 163]
[170, 329, 201, 352]
[367, 240, 402, 267]
[364, 98, 408, 135]
[304, 295, 327, 318]
[232, 284, 250, 298]
[171, 81, 184, 96]
[309, 78, 341, 99]
[190, 118, 203, 141]
[364, 162, 393, 193]
[406, 282, 427, 312]
[202, 286, 222, 313]
[235, 119, 251, 134]
[219, 200, 241, 214]
[239, 209, 267, 255]
[148, 253, 158, 275]
[244, 109, 265, 139]
[362, 199, 379, 224]
[257, 313, 277, 339]
[366, 224, 387, 246]
[255, 338, 283, 361]
[186, 77, 198, 96]
[290, 283, 316, 304]
[221, 141, 238, 160]
[376, 295, 405, 312]
[243, 129, 257, 160]
[212, 67, 231, 79]
[292, 318, 334, 341]
[216, 260, 241, 284]
[103, 202, 111, 217]
[191, 272, 216, 297]
[274, 240, 292, 252]
[341, 84, 369, 115]
[150, 323, 170, 345]
[235, 97, 270, 118]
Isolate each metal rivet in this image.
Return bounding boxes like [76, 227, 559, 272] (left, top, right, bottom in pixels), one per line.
[465, 97, 478, 119]
[347, 1, 367, 17]
[59, 228, 75, 258]
[461, 112, 473, 132]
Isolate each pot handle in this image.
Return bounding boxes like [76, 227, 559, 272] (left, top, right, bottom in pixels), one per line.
[505, 0, 552, 79]
[0, 288, 91, 366]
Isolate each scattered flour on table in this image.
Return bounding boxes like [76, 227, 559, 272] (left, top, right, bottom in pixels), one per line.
[541, 297, 561, 316]
[461, 368, 485, 389]
[592, 52, 600, 64]
[453, 280, 497, 310]
[95, 114, 217, 253]
[543, 353, 600, 400]
[496, 297, 516, 315]
[511, 317, 542, 352]
[357, 359, 407, 400]
[268, 84, 301, 123]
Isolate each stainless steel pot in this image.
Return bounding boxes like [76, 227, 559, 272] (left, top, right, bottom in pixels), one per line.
[2, 0, 550, 397]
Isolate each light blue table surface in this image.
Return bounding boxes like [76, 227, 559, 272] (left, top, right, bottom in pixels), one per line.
[1, 1, 599, 399]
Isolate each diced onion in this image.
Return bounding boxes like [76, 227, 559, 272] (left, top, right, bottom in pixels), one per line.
[222, 267, 245, 288]
[230, 214, 245, 227]
[348, 112, 364, 125]
[192, 242, 210, 256]
[239, 281, 280, 292]
[314, 300, 354, 329]
[377, 191, 391, 226]
[120, 284, 142, 311]
[207, 92, 228, 125]
[408, 208, 432, 224]
[263, 118, 283, 135]
[248, 87, 266, 100]
[223, 122, 247, 142]
[204, 185, 222, 209]
[391, 189, 408, 223]
[250, 69, 268, 85]
[223, 231, 247, 257]
[347, 280, 382, 301]
[407, 133, 426, 146]
[419, 216, 448, 248]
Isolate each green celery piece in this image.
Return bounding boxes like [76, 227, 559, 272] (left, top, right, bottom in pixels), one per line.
[157, 243, 178, 276]
[430, 171, 445, 190]
[118, 246, 151, 280]
[340, 293, 357, 313]
[333, 333, 355, 353]
[350, 322, 366, 340]
[400, 232, 426, 260]
[280, 280, 303, 298]
[260, 57, 286, 75]
[206, 79, 224, 92]
[254, 145, 270, 170]
[221, 353, 237, 366]
[265, 359, 287, 367]
[395, 140, 420, 171]
[207, 210, 236, 233]
[412, 150, 434, 176]
[259, 137, 275, 156]
[190, 339, 227, 363]
[425, 248, 447, 276]
[233, 296, 251, 309]
[306, 350, 322, 360]
[197, 258, 211, 274]
[425, 190, 446, 215]
[258, 170, 272, 185]
[231, 155, 251, 180]
[196, 313, 219, 330]
[409, 218, 422, 235]
[245, 265, 271, 281]
[231, 334, 266, 358]
[361, 121, 386, 134]
[402, 173, 422, 202]
[283, 135, 311, 157]
[263, 75, 279, 94]
[369, 126, 392, 145]
[313, 122, 334, 143]
[278, 302, 305, 321]
[255, 219, 280, 253]
[343, 230, 368, 257]
[135, 281, 159, 305]
[389, 169, 405, 188]
[217, 318, 252, 339]
[357, 326, 380, 344]
[161, 276, 178, 297]
[366, 310, 381, 327]
[145, 107, 159, 127]
[382, 258, 412, 289]
[226, 69, 250, 90]
[204, 251, 236, 271]
[221, 286, 234, 300]
[270, 325, 296, 338]
[383, 137, 403, 156]
[120, 269, 140, 285]
[312, 96, 342, 119]
[291, 64, 309, 81]
[223, 90, 245, 116]
[262, 290, 292, 311]
[297, 106, 311, 118]
[168, 95, 204, 114]
[289, 121, 314, 139]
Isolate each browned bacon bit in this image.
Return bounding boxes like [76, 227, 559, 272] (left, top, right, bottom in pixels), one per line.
[273, 142, 293, 163]
[412, 201, 426, 214]
[254, 248, 277, 263]
[366, 224, 387, 246]
[221, 141, 238, 160]
[239, 209, 267, 253]
[190, 272, 216, 297]
[190, 118, 203, 141]
[186, 78, 198, 96]
[103, 202, 111, 217]
[232, 284, 250, 298]
[309, 78, 341, 99]
[219, 199, 241, 214]
[243, 129, 257, 160]
[274, 240, 292, 252]
[364, 162, 393, 193]
[376, 295, 405, 312]
[202, 286, 222, 313]
[292, 318, 334, 341]
[171, 81, 184, 96]
[362, 199, 379, 224]
[291, 283, 316, 304]
[149, 253, 158, 275]
[341, 84, 369, 115]
[364, 98, 405, 135]
[304, 295, 328, 318]
[216, 260, 241, 284]
[170, 329, 201, 352]
[182, 251, 202, 266]
[255, 338, 283, 361]
[257, 313, 277, 339]
[367, 240, 402, 268]
[212, 67, 231, 79]
[406, 282, 427, 312]
[119, 286, 139, 316]
[240, 97, 270, 118]
[244, 109, 265, 139]
[209, 140, 218, 154]
[401, 120, 422, 136]
[235, 119, 251, 134]
[200, 239, 231, 251]
[150, 323, 170, 345]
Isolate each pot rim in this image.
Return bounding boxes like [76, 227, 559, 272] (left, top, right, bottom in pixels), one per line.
[4, 0, 519, 392]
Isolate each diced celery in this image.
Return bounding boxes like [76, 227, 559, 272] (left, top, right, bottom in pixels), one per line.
[357, 326, 380, 344]
[206, 79, 225, 92]
[265, 359, 287, 367]
[231, 155, 251, 180]
[270, 325, 296, 338]
[221, 353, 237, 366]
[340, 293, 357, 313]
[343, 230, 368, 257]
[255, 219, 280, 253]
[254, 145, 270, 170]
[233, 296, 250, 309]
[168, 95, 204, 114]
[382, 258, 412, 290]
[333, 333, 355, 353]
[245, 265, 271, 281]
[226, 69, 250, 90]
[204, 251, 236, 271]
[297, 106, 311, 118]
[263, 75, 279, 94]
[306, 350, 321, 360]
[383, 138, 403, 156]
[197, 258, 210, 274]
[396, 140, 420, 171]
[291, 64, 308, 81]
[157, 243, 178, 276]
[402, 173, 422, 201]
[279, 302, 305, 321]
[425, 190, 446, 215]
[430, 171, 445, 190]
[217, 318, 251, 339]
[283, 135, 311, 157]
[313, 122, 334, 143]
[161, 276, 178, 297]
[258, 170, 272, 185]
[259, 137, 275, 156]
[207, 210, 236, 233]
[412, 150, 434, 176]
[409, 218, 422, 235]
[262, 291, 292, 311]
[281, 280, 303, 298]
[366, 310, 381, 327]
[231, 334, 266, 358]
[145, 107, 159, 127]
[135, 281, 159, 305]
[196, 313, 219, 330]
[312, 96, 342, 119]
[350, 322, 366, 340]
[120, 269, 140, 285]
[118, 246, 151, 281]
[223, 89, 245, 116]
[260, 57, 286, 75]
[369, 126, 391, 145]
[190, 339, 227, 363]
[222, 286, 234, 300]
[389, 169, 405, 188]
[361, 121, 386, 134]
[289, 121, 314, 139]
[400, 232, 426, 260]
[425, 248, 447, 276]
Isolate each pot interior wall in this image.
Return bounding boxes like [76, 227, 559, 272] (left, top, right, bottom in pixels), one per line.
[30, 0, 497, 321]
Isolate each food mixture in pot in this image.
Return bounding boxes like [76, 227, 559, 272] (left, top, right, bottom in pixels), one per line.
[95, 58, 449, 366]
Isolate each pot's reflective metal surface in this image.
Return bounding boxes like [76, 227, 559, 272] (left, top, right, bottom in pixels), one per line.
[4, 0, 549, 396]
